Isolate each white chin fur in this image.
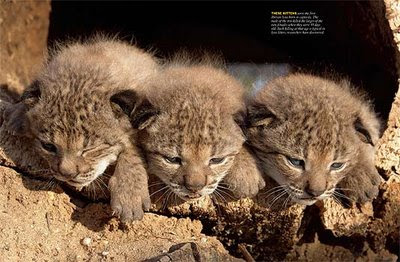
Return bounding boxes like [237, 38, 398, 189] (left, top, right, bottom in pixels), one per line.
[93, 154, 118, 178]
[177, 195, 205, 202]
[166, 179, 220, 202]
[293, 198, 318, 206]
[68, 181, 90, 190]
[61, 154, 118, 189]
[173, 188, 209, 202]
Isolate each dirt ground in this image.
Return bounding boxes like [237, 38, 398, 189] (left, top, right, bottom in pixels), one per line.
[0, 148, 398, 261]
[0, 166, 240, 261]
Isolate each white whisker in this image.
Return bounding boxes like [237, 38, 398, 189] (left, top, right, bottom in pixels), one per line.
[216, 186, 235, 199]
[148, 182, 167, 188]
[335, 187, 355, 192]
[263, 187, 287, 200]
[214, 190, 227, 204]
[162, 190, 173, 210]
[333, 191, 352, 201]
[269, 190, 288, 209]
[149, 186, 169, 198]
[155, 188, 171, 206]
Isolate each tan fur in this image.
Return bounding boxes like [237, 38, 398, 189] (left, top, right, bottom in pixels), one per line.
[115, 61, 265, 203]
[245, 73, 382, 205]
[3, 37, 158, 221]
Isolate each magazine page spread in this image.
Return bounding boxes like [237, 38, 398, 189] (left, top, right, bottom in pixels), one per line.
[0, 1, 399, 261]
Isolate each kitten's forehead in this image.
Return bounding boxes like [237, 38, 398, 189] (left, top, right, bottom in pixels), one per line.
[52, 132, 85, 150]
[148, 109, 242, 155]
[274, 104, 352, 159]
[181, 144, 212, 161]
[29, 100, 112, 147]
[306, 149, 335, 167]
[35, 120, 103, 149]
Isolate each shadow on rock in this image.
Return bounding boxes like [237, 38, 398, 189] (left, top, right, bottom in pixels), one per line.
[71, 202, 114, 232]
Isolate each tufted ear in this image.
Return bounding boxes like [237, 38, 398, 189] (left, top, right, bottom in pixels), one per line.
[110, 90, 139, 118]
[20, 80, 41, 104]
[233, 110, 245, 130]
[130, 98, 159, 130]
[3, 102, 31, 136]
[110, 90, 159, 130]
[3, 80, 41, 136]
[354, 117, 374, 146]
[246, 103, 278, 128]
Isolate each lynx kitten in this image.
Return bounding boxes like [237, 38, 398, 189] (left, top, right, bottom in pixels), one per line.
[3, 37, 158, 221]
[112, 60, 265, 203]
[245, 73, 382, 205]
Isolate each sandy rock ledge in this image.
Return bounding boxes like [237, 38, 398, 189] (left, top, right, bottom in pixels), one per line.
[0, 165, 239, 261]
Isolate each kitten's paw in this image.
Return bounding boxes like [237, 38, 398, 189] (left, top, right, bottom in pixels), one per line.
[350, 178, 380, 204]
[109, 178, 151, 222]
[229, 173, 266, 199]
[110, 189, 151, 222]
[338, 168, 382, 204]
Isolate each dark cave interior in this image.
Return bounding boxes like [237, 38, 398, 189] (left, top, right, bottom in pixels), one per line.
[48, 1, 398, 120]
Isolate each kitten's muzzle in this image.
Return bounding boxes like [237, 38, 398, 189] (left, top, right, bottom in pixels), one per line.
[184, 193, 202, 199]
[304, 186, 325, 197]
[58, 168, 79, 180]
[58, 155, 91, 178]
[185, 183, 205, 193]
[183, 173, 207, 194]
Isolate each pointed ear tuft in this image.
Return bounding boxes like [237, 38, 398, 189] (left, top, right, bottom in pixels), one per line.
[110, 90, 159, 130]
[246, 103, 277, 128]
[3, 102, 31, 136]
[20, 80, 41, 104]
[110, 90, 139, 117]
[233, 110, 245, 130]
[354, 117, 374, 146]
[3, 80, 42, 136]
[131, 99, 159, 130]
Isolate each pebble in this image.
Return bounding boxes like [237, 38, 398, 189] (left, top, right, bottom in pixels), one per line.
[81, 237, 92, 246]
[101, 251, 109, 257]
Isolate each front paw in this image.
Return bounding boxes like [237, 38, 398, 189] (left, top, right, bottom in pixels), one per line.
[109, 177, 151, 222]
[226, 172, 266, 199]
[338, 167, 382, 204]
[241, 175, 266, 198]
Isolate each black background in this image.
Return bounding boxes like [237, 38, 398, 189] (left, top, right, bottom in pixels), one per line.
[48, 1, 398, 119]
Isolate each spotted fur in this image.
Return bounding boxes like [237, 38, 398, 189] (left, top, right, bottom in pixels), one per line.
[3, 37, 158, 221]
[246, 73, 382, 205]
[115, 62, 265, 203]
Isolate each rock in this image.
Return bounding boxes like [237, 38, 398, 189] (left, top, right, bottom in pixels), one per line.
[145, 242, 244, 262]
[0, 167, 237, 261]
[0, 0, 51, 96]
[376, 89, 400, 179]
[81, 237, 92, 247]
[319, 199, 373, 237]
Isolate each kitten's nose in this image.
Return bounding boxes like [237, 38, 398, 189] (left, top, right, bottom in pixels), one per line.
[59, 157, 78, 178]
[59, 168, 78, 178]
[186, 184, 204, 193]
[305, 186, 325, 197]
[184, 171, 206, 193]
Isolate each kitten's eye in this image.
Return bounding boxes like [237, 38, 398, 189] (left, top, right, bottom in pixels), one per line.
[209, 157, 226, 165]
[40, 141, 57, 154]
[330, 162, 345, 171]
[164, 156, 182, 165]
[286, 156, 305, 169]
